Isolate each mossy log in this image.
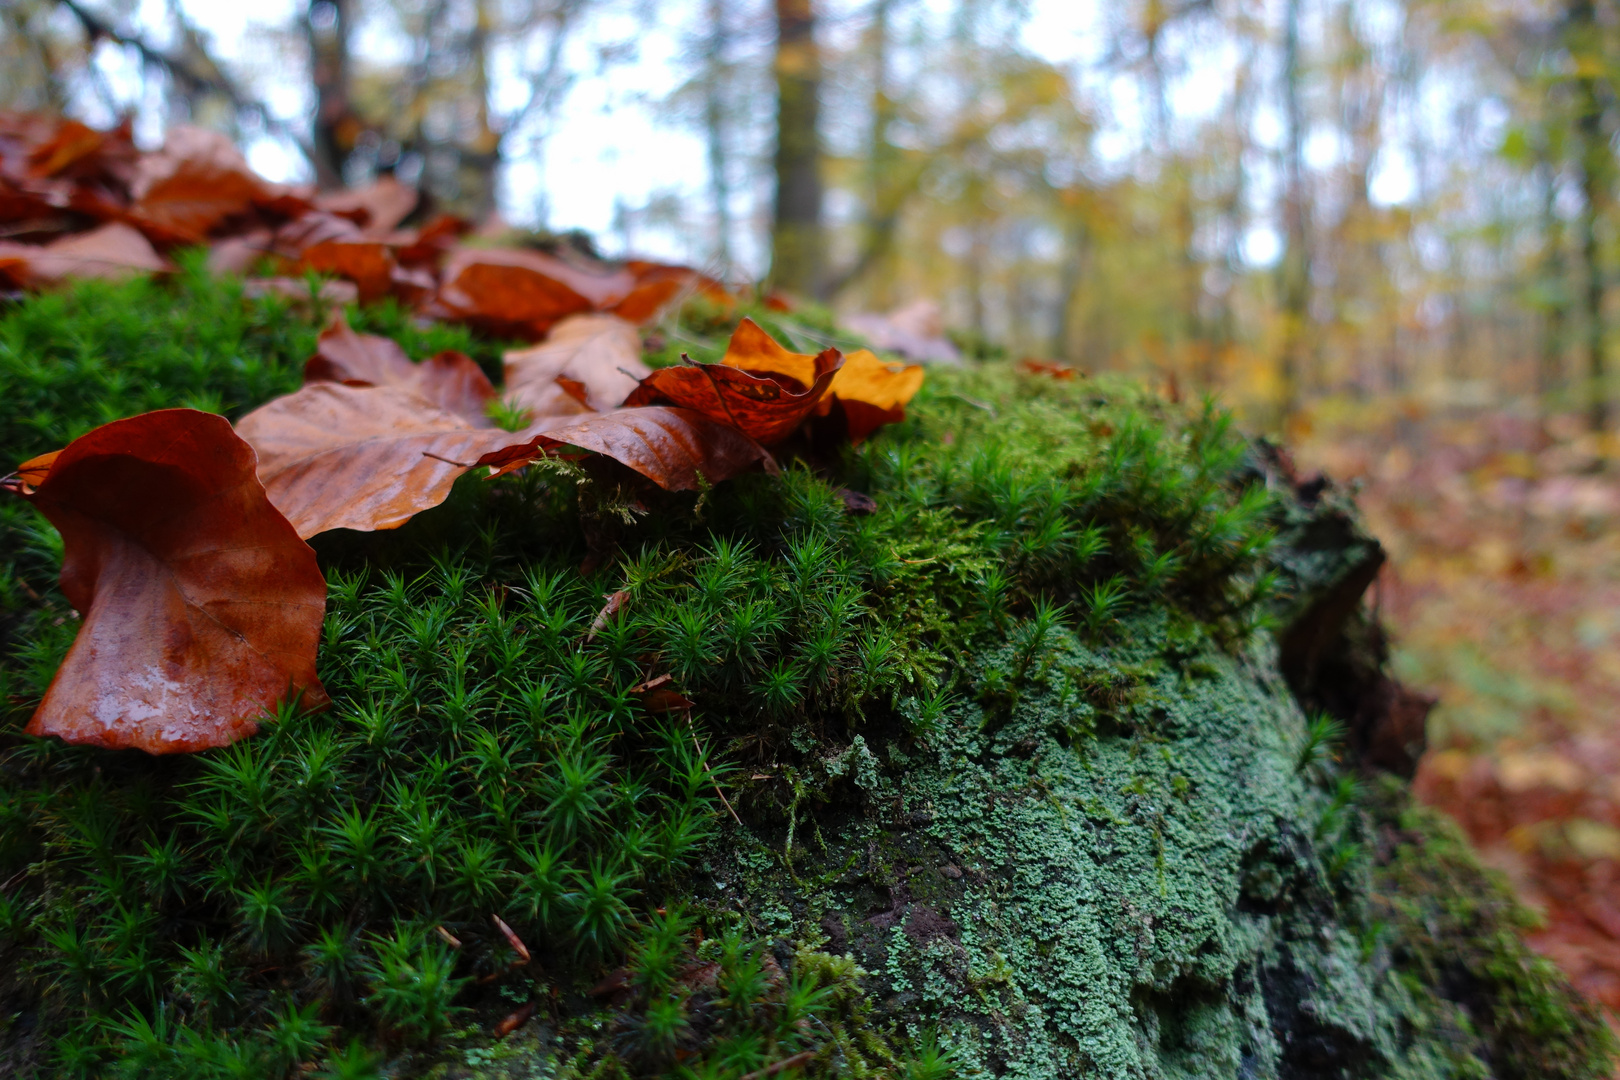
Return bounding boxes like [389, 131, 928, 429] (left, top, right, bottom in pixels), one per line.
[0, 274, 1611, 1079]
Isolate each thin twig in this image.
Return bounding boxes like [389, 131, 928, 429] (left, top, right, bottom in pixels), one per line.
[688, 716, 743, 828]
[739, 1050, 816, 1080]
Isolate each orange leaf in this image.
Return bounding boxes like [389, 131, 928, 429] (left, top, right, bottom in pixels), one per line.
[235, 383, 541, 538]
[1, 449, 61, 495]
[622, 319, 842, 445]
[313, 176, 418, 235]
[504, 314, 650, 415]
[475, 406, 777, 491]
[305, 314, 496, 425]
[8, 410, 327, 754]
[821, 348, 925, 442]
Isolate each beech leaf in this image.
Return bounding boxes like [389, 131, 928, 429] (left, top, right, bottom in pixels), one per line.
[504, 313, 650, 415]
[475, 406, 777, 491]
[0, 222, 171, 288]
[5, 410, 327, 754]
[235, 383, 538, 538]
[304, 315, 496, 424]
[821, 348, 926, 442]
[622, 318, 842, 445]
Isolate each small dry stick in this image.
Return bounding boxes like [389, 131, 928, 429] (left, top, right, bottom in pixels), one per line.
[739, 1050, 817, 1080]
[688, 715, 743, 828]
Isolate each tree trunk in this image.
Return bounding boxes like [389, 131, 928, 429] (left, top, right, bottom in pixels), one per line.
[704, 0, 734, 277]
[770, 0, 824, 298]
[1569, 0, 1610, 433]
[1539, 160, 1569, 416]
[306, 0, 354, 190]
[1277, 0, 1310, 421]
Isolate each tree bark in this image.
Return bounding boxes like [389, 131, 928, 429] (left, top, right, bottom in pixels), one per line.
[306, 0, 354, 190]
[704, 0, 734, 276]
[770, 0, 824, 298]
[1569, 0, 1610, 433]
[1277, 0, 1310, 421]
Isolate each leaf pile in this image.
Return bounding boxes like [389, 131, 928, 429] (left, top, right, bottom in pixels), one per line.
[0, 113, 715, 339]
[3, 306, 923, 754]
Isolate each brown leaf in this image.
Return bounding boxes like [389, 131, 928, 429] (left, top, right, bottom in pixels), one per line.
[622, 319, 843, 445]
[1017, 358, 1080, 381]
[504, 313, 650, 415]
[0, 222, 172, 288]
[314, 176, 418, 235]
[436, 247, 599, 339]
[296, 239, 397, 303]
[127, 126, 276, 245]
[588, 590, 630, 641]
[475, 407, 777, 491]
[390, 213, 470, 266]
[207, 230, 273, 276]
[6, 410, 326, 754]
[493, 1002, 536, 1039]
[304, 315, 496, 424]
[235, 383, 536, 538]
[630, 674, 695, 713]
[492, 914, 531, 964]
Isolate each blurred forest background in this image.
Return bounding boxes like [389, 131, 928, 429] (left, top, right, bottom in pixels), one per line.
[6, 0, 1620, 1021]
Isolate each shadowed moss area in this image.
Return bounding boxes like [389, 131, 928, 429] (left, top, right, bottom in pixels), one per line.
[0, 273, 1611, 1079]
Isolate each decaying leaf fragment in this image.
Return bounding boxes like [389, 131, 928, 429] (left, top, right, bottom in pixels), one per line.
[236, 383, 537, 538]
[622, 319, 843, 445]
[504, 313, 649, 416]
[821, 348, 926, 442]
[3, 410, 327, 754]
[304, 315, 495, 424]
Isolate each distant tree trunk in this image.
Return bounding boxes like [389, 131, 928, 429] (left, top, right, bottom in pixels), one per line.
[770, 0, 824, 298]
[460, 0, 502, 220]
[1538, 159, 1569, 414]
[1055, 208, 1089, 361]
[1277, 0, 1310, 421]
[704, 0, 734, 276]
[1569, 0, 1610, 433]
[306, 0, 354, 189]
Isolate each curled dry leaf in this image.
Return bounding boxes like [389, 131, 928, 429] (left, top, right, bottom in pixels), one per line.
[305, 315, 495, 424]
[587, 589, 630, 641]
[504, 313, 649, 416]
[314, 176, 418, 235]
[236, 383, 535, 538]
[476, 406, 777, 492]
[296, 239, 396, 303]
[436, 248, 598, 339]
[126, 126, 283, 245]
[5, 410, 327, 754]
[622, 319, 843, 445]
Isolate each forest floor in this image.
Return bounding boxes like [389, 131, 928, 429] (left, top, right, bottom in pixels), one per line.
[1292, 395, 1620, 1026]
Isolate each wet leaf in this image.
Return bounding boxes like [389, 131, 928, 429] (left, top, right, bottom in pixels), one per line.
[314, 176, 417, 234]
[4, 410, 327, 754]
[475, 406, 777, 491]
[436, 248, 602, 339]
[622, 319, 843, 445]
[504, 313, 649, 416]
[126, 126, 281, 245]
[296, 239, 397, 303]
[235, 383, 536, 538]
[305, 315, 495, 424]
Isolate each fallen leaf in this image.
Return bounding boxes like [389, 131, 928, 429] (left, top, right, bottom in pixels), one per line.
[207, 230, 273, 276]
[820, 348, 925, 442]
[493, 1002, 536, 1039]
[391, 213, 470, 265]
[844, 299, 962, 364]
[630, 674, 695, 713]
[504, 313, 650, 415]
[0, 222, 172, 288]
[1018, 358, 1080, 380]
[476, 407, 777, 491]
[314, 176, 418, 235]
[436, 248, 602, 339]
[296, 239, 397, 303]
[835, 487, 878, 515]
[25, 119, 105, 178]
[127, 126, 276, 245]
[2, 449, 61, 495]
[235, 383, 536, 538]
[304, 315, 496, 424]
[4, 410, 326, 754]
[622, 319, 843, 445]
[492, 915, 531, 964]
[241, 277, 359, 309]
[587, 590, 629, 641]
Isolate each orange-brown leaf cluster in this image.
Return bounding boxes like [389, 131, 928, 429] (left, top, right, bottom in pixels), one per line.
[4, 286, 925, 755]
[0, 112, 714, 336]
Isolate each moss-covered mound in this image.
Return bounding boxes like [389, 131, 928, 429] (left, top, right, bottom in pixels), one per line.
[0, 270, 1612, 1079]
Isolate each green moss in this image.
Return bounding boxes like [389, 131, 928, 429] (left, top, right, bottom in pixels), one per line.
[0, 274, 1610, 1079]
